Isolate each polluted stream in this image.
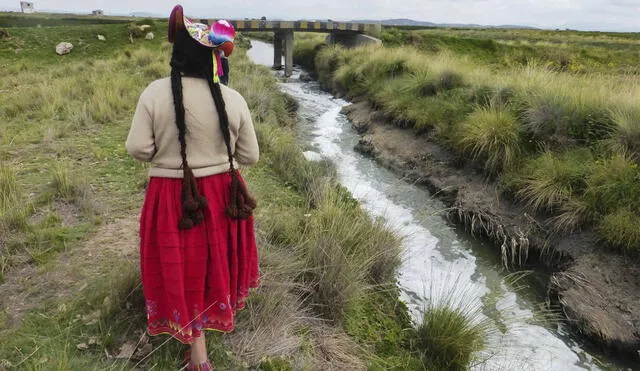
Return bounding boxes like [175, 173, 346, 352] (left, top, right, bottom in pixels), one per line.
[247, 39, 625, 370]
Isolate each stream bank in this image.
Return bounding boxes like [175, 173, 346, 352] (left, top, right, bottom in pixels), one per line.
[344, 100, 640, 363]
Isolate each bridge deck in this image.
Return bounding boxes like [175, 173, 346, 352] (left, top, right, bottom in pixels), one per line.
[206, 19, 380, 34]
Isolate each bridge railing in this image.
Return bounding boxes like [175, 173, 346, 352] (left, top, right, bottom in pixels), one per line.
[209, 19, 381, 34]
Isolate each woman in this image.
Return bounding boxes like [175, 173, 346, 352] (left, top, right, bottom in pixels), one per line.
[126, 5, 259, 370]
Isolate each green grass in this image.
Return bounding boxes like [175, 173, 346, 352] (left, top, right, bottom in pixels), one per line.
[0, 12, 142, 28]
[0, 17, 166, 68]
[0, 33, 163, 278]
[381, 27, 640, 75]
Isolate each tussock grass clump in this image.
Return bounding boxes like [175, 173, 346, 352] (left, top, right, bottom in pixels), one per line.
[522, 94, 573, 144]
[606, 107, 640, 160]
[414, 281, 489, 371]
[297, 194, 402, 321]
[51, 162, 97, 215]
[457, 105, 521, 173]
[292, 33, 327, 72]
[585, 153, 640, 214]
[314, 45, 349, 90]
[436, 70, 465, 91]
[0, 165, 28, 234]
[52, 162, 82, 200]
[506, 149, 593, 213]
[416, 306, 485, 370]
[598, 208, 640, 254]
[0, 165, 20, 213]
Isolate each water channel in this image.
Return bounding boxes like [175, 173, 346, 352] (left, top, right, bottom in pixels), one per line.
[247, 39, 627, 371]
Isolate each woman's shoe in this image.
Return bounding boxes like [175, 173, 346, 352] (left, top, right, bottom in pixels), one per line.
[185, 360, 213, 371]
[182, 349, 213, 371]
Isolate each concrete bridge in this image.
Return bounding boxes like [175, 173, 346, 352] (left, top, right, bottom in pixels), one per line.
[203, 19, 382, 76]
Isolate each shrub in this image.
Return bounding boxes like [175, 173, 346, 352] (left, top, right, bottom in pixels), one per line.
[127, 24, 145, 39]
[135, 18, 156, 27]
[457, 105, 522, 173]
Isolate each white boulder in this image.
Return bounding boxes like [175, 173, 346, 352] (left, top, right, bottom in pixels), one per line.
[145, 32, 154, 40]
[55, 42, 73, 55]
[97, 34, 106, 41]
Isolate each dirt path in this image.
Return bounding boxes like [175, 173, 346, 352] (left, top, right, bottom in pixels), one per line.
[0, 215, 139, 329]
[344, 101, 640, 361]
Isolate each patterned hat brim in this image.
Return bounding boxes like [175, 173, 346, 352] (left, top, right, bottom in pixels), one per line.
[168, 4, 235, 57]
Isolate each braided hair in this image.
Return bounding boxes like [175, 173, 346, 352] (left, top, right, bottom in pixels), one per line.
[170, 28, 232, 229]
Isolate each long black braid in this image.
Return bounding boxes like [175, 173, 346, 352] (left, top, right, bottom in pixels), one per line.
[170, 28, 255, 229]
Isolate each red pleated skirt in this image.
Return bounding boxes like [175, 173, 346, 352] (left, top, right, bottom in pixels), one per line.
[139, 172, 259, 344]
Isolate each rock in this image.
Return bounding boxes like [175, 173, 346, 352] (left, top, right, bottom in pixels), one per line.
[55, 42, 73, 55]
[76, 343, 89, 350]
[144, 32, 154, 40]
[351, 120, 369, 134]
[354, 136, 375, 157]
[115, 342, 136, 359]
[97, 34, 106, 41]
[299, 72, 313, 82]
[138, 24, 152, 31]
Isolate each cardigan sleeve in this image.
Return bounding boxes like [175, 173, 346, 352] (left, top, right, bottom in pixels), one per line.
[233, 97, 259, 166]
[126, 89, 156, 162]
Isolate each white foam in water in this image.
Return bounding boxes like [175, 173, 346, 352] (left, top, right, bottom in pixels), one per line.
[247, 40, 608, 371]
[302, 150, 323, 162]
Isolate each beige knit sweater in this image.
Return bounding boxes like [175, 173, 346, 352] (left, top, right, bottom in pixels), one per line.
[125, 77, 259, 178]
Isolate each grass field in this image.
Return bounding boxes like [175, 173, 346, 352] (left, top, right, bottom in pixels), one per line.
[294, 27, 640, 257]
[381, 27, 640, 74]
[0, 12, 139, 28]
[0, 14, 488, 370]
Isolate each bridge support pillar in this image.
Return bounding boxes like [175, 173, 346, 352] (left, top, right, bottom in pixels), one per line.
[283, 30, 294, 77]
[273, 32, 283, 70]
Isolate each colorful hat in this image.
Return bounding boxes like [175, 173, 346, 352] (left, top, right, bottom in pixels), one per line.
[168, 5, 235, 81]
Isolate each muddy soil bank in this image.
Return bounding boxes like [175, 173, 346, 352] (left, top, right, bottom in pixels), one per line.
[342, 100, 640, 362]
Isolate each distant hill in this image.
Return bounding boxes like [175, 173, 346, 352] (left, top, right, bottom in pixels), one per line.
[129, 11, 163, 18]
[353, 18, 537, 29]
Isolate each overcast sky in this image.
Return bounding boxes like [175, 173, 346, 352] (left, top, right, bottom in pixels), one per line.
[1, 0, 639, 32]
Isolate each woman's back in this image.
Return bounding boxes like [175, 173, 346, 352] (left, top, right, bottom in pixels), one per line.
[126, 76, 258, 178]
